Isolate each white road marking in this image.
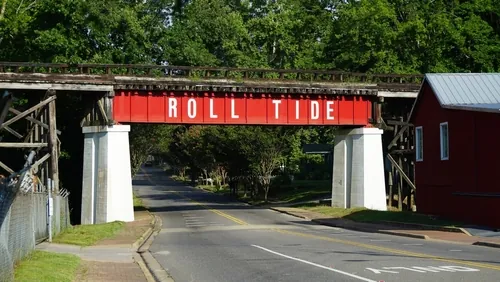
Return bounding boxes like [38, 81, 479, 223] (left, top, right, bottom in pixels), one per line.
[449, 250, 462, 252]
[185, 223, 208, 227]
[403, 243, 423, 246]
[366, 266, 480, 274]
[185, 219, 203, 222]
[252, 245, 377, 282]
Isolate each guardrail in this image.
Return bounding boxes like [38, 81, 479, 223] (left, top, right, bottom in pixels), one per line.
[0, 62, 424, 87]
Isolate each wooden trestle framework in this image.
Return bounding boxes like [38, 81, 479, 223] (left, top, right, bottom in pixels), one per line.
[376, 97, 416, 211]
[0, 89, 60, 194]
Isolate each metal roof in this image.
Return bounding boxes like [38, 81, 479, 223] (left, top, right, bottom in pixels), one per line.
[409, 73, 500, 119]
[426, 73, 500, 106]
[445, 103, 500, 113]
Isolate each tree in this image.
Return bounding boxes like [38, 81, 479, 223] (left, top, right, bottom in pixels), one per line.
[129, 124, 175, 177]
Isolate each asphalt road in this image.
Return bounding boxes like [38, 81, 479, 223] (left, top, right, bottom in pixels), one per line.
[134, 167, 500, 282]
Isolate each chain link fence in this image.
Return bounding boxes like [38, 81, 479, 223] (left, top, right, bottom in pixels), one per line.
[0, 177, 70, 282]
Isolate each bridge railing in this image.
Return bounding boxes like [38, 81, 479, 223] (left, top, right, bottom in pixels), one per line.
[0, 62, 423, 89]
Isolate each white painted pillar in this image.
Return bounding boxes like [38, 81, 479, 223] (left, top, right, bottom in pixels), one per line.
[332, 128, 387, 211]
[81, 125, 134, 224]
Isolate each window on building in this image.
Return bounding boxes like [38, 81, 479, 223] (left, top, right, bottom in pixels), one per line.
[415, 126, 423, 161]
[440, 122, 449, 160]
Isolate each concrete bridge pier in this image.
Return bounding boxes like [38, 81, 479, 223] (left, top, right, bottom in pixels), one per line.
[332, 128, 387, 211]
[81, 125, 134, 224]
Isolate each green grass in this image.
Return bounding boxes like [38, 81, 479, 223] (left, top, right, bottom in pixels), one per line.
[197, 184, 229, 193]
[133, 192, 144, 209]
[272, 180, 331, 203]
[14, 250, 80, 282]
[53, 221, 125, 246]
[196, 180, 331, 205]
[296, 203, 462, 227]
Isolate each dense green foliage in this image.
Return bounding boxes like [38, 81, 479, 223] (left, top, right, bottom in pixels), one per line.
[161, 125, 334, 200]
[1, 0, 499, 216]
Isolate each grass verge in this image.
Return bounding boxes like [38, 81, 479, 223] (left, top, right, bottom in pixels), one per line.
[133, 192, 145, 209]
[197, 180, 331, 205]
[296, 203, 462, 227]
[53, 221, 125, 246]
[14, 250, 80, 282]
[271, 180, 330, 204]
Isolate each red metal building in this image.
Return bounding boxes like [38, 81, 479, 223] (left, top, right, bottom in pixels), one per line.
[409, 74, 500, 228]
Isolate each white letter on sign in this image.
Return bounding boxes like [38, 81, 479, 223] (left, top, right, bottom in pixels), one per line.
[231, 99, 239, 119]
[272, 100, 281, 119]
[295, 100, 300, 120]
[311, 101, 319, 120]
[187, 98, 197, 118]
[168, 98, 177, 118]
[326, 101, 334, 120]
[209, 99, 218, 118]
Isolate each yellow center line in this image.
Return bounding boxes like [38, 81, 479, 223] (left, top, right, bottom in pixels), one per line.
[140, 168, 248, 225]
[140, 168, 500, 271]
[172, 191, 249, 225]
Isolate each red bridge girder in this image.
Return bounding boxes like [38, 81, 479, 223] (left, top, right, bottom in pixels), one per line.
[113, 91, 373, 126]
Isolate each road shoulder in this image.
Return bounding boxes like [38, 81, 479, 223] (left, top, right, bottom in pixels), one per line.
[269, 206, 500, 249]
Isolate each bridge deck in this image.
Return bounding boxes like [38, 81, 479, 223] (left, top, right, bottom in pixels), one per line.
[0, 62, 421, 96]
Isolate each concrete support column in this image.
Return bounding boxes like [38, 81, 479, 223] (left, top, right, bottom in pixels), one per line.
[81, 125, 134, 224]
[332, 128, 387, 211]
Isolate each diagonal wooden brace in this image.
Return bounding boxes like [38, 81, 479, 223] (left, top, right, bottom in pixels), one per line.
[8, 108, 62, 135]
[0, 95, 56, 130]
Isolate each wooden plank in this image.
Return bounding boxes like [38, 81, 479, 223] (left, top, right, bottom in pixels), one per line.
[0, 95, 56, 129]
[0, 82, 114, 92]
[389, 149, 414, 154]
[0, 90, 12, 126]
[32, 153, 51, 170]
[23, 94, 49, 143]
[387, 125, 409, 150]
[0, 160, 14, 174]
[48, 98, 59, 193]
[387, 154, 416, 191]
[3, 125, 23, 138]
[97, 99, 109, 124]
[386, 120, 414, 126]
[0, 143, 48, 148]
[9, 108, 61, 135]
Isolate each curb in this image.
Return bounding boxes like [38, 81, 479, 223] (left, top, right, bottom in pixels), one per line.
[268, 207, 311, 220]
[472, 241, 500, 249]
[135, 213, 175, 282]
[377, 220, 471, 236]
[312, 219, 430, 240]
[132, 213, 156, 250]
[269, 207, 430, 240]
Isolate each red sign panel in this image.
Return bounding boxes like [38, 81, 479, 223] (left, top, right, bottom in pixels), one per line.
[113, 91, 373, 126]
